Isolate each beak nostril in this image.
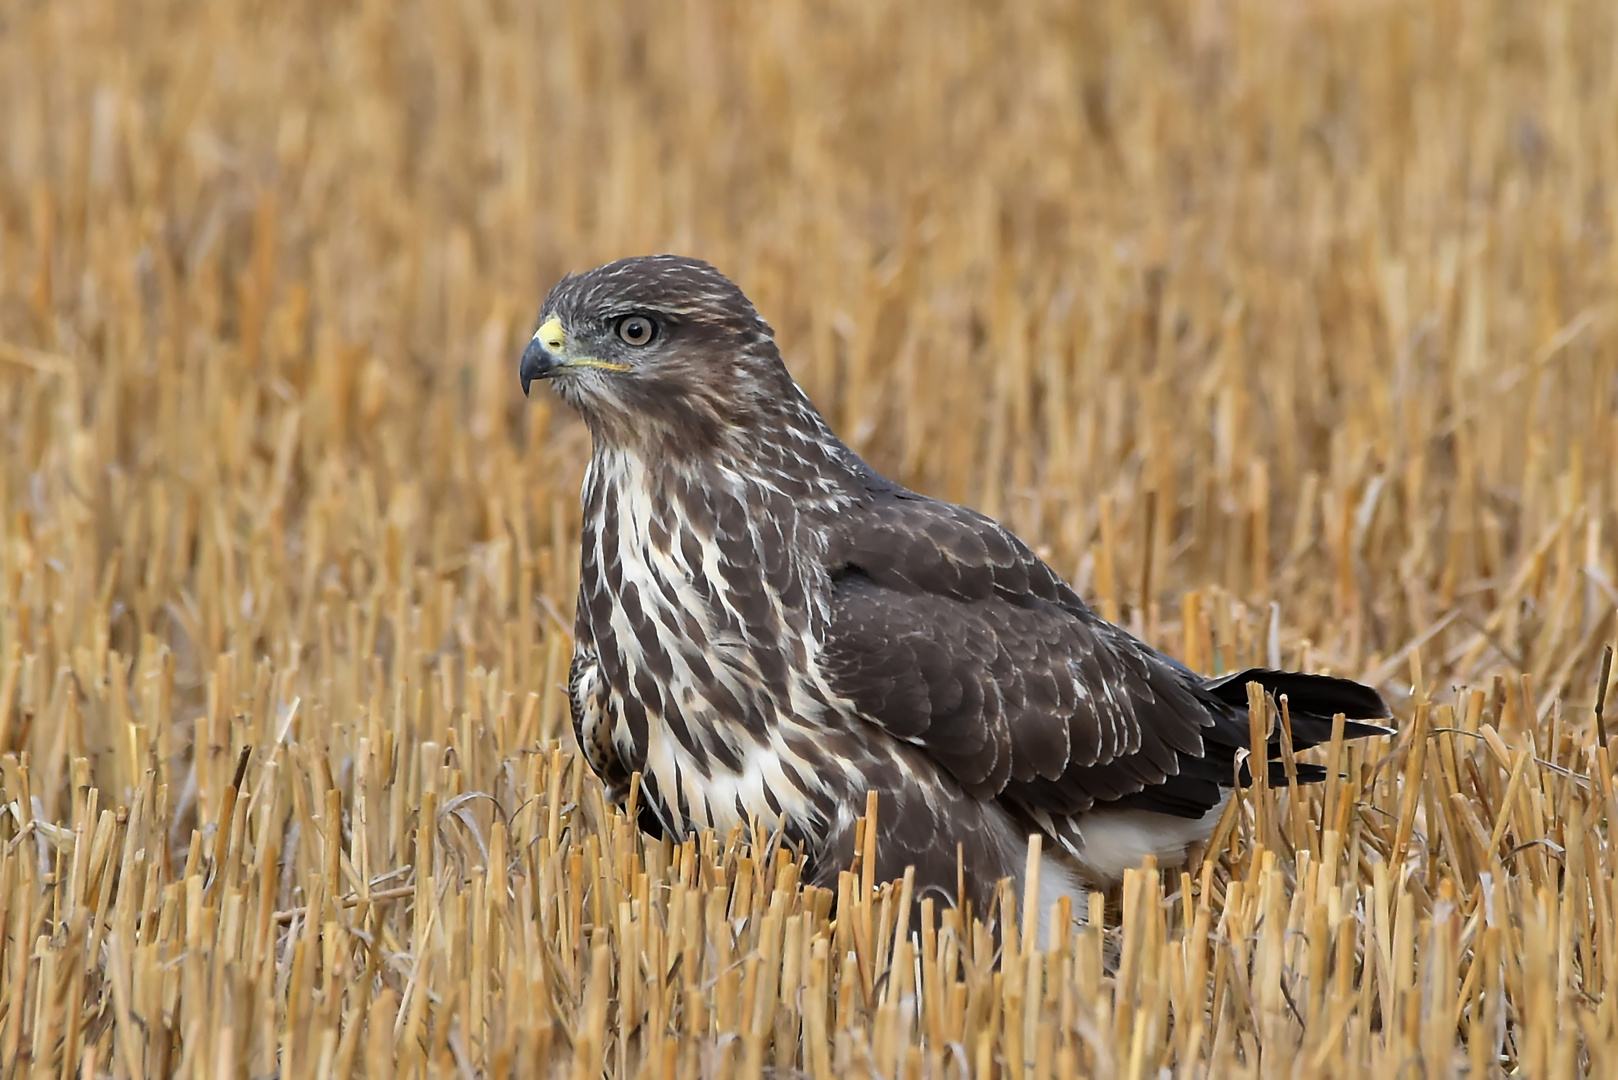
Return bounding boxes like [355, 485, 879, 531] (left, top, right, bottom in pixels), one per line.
[533, 316, 567, 358]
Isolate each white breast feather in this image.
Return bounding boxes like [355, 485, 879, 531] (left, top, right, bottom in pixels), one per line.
[593, 450, 839, 840]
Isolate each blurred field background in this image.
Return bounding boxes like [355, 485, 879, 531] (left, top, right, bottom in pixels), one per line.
[2, 0, 1618, 1075]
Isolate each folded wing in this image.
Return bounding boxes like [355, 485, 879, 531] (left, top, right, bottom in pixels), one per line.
[818, 481, 1391, 823]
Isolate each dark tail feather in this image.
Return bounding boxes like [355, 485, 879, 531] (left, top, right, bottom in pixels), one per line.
[1247, 761, 1330, 785]
[1109, 667, 1394, 818]
[1203, 667, 1394, 749]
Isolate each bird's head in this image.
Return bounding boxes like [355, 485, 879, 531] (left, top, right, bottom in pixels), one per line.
[521, 255, 796, 451]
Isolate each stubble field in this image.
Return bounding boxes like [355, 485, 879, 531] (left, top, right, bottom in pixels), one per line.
[2, 0, 1617, 1075]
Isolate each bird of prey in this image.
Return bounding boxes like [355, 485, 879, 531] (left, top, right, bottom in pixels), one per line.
[520, 254, 1392, 931]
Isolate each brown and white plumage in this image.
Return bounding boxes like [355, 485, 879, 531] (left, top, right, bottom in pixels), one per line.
[521, 255, 1392, 927]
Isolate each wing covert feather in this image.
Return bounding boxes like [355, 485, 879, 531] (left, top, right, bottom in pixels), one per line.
[819, 491, 1211, 812]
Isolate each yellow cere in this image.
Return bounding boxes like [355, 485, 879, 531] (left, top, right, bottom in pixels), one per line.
[534, 316, 566, 353]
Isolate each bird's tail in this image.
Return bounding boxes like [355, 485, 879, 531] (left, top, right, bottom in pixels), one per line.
[1202, 667, 1394, 781]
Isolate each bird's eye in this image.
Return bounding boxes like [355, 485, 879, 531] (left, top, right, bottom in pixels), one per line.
[617, 315, 656, 346]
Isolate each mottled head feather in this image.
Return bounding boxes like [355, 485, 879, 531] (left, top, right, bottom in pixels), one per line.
[544, 255, 769, 331]
[532, 255, 806, 453]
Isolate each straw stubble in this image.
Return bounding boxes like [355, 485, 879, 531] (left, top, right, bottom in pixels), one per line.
[1, 0, 1617, 1075]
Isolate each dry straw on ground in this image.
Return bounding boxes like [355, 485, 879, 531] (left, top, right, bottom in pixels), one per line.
[1, 0, 1616, 1075]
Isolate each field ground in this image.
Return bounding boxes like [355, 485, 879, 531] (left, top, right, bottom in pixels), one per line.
[2, 0, 1618, 1075]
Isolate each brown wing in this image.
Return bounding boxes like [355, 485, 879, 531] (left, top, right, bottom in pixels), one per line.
[818, 484, 1218, 818]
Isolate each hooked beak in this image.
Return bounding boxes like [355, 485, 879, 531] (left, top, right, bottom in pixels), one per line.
[520, 316, 567, 397]
[520, 338, 557, 397]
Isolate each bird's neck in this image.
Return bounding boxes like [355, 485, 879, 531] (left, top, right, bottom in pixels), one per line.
[587, 401, 864, 514]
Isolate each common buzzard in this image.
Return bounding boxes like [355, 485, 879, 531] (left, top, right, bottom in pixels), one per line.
[521, 255, 1391, 931]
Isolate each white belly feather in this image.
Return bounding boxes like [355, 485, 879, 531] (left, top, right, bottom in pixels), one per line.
[584, 451, 838, 841]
